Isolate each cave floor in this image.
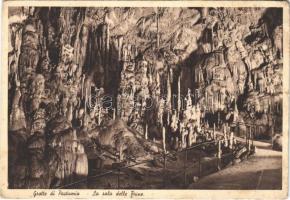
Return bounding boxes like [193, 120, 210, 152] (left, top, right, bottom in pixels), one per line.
[66, 134, 282, 189]
[188, 140, 282, 189]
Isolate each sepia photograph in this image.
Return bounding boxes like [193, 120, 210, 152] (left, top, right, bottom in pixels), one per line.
[1, 1, 289, 199]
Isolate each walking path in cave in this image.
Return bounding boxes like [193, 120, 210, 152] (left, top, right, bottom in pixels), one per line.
[189, 139, 282, 189]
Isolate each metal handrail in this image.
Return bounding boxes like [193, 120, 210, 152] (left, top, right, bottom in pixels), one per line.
[57, 135, 244, 189]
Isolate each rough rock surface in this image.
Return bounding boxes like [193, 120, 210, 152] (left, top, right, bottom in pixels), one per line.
[8, 7, 283, 188]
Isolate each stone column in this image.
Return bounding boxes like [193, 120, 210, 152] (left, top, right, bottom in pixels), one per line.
[162, 126, 166, 152]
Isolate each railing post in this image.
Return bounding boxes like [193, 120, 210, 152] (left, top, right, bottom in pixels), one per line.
[272, 119, 275, 137]
[251, 127, 254, 147]
[118, 148, 121, 189]
[245, 126, 248, 146]
[163, 152, 166, 188]
[117, 168, 120, 189]
[232, 147, 234, 166]
[229, 132, 233, 150]
[248, 127, 252, 151]
[199, 153, 202, 177]
[213, 123, 216, 139]
[184, 148, 187, 187]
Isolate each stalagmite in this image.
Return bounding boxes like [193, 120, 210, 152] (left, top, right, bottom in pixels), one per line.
[145, 124, 148, 140]
[162, 126, 166, 152]
[84, 88, 87, 118]
[229, 132, 234, 149]
[89, 88, 92, 108]
[224, 131, 228, 147]
[67, 103, 73, 121]
[217, 112, 220, 128]
[74, 143, 88, 177]
[269, 98, 272, 113]
[7, 6, 282, 190]
[218, 92, 221, 110]
[223, 123, 227, 134]
[193, 131, 197, 144]
[166, 72, 171, 110]
[181, 128, 188, 149]
[165, 110, 169, 125]
[211, 96, 214, 112]
[205, 90, 208, 107]
[187, 126, 194, 146]
[113, 108, 116, 120]
[117, 36, 123, 60]
[81, 74, 85, 99]
[217, 140, 221, 159]
[177, 75, 181, 113]
[206, 120, 209, 128]
[213, 127, 216, 140]
[98, 107, 101, 125]
[201, 8, 209, 20]
[254, 72, 257, 90]
[9, 76, 26, 131]
[106, 22, 110, 52]
[248, 128, 252, 150]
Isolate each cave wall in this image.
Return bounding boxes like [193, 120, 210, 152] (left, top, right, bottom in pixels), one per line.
[7, 7, 283, 188]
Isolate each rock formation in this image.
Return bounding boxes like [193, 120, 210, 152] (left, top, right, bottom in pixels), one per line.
[8, 7, 283, 188]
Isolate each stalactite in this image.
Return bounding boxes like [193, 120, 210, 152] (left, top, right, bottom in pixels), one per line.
[166, 71, 171, 110]
[74, 24, 89, 70]
[8, 7, 283, 189]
